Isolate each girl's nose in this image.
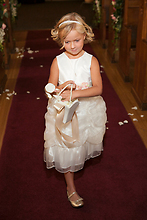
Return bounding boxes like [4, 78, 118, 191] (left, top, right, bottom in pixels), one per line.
[71, 42, 75, 48]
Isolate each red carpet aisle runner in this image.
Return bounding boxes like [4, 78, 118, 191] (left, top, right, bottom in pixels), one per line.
[0, 30, 147, 220]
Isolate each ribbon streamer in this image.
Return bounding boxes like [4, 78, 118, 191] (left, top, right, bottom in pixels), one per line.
[45, 83, 79, 148]
[54, 105, 79, 148]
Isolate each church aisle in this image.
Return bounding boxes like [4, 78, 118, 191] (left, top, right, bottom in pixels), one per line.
[0, 30, 147, 220]
[0, 30, 147, 152]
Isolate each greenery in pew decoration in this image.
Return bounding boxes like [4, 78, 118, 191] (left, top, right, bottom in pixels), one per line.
[0, 0, 8, 52]
[93, 0, 101, 26]
[10, 0, 19, 22]
[111, 0, 124, 53]
[0, 0, 19, 52]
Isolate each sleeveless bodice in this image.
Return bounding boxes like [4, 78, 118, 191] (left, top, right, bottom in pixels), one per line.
[56, 52, 93, 88]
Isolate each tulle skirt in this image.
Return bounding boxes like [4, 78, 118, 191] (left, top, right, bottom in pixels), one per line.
[44, 96, 107, 173]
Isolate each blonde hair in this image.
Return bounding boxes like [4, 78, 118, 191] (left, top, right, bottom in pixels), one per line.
[51, 12, 94, 49]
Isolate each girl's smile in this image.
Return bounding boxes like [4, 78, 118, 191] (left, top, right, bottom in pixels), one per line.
[63, 30, 85, 58]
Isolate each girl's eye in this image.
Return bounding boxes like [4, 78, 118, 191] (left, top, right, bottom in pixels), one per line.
[65, 41, 69, 44]
[75, 39, 79, 42]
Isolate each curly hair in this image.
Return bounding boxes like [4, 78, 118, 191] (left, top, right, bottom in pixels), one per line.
[51, 12, 94, 49]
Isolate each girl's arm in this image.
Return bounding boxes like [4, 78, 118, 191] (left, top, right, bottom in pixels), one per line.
[61, 56, 103, 100]
[48, 58, 59, 86]
[48, 58, 76, 90]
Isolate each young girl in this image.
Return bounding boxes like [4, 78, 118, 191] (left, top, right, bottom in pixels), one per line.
[44, 12, 107, 208]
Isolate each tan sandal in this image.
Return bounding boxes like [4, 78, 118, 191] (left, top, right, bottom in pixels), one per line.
[67, 191, 84, 208]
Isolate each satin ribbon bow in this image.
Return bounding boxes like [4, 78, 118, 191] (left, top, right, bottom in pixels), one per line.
[54, 101, 79, 148]
[45, 83, 79, 148]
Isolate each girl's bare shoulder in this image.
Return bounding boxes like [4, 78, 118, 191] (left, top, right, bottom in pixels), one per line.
[51, 57, 58, 66]
[91, 55, 100, 68]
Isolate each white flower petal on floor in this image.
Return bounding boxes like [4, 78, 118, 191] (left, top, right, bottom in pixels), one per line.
[30, 57, 34, 59]
[132, 106, 138, 110]
[27, 91, 30, 94]
[140, 115, 144, 118]
[7, 91, 15, 97]
[118, 122, 124, 126]
[40, 65, 43, 67]
[28, 50, 34, 54]
[15, 47, 19, 52]
[133, 118, 138, 122]
[128, 113, 134, 116]
[124, 120, 128, 124]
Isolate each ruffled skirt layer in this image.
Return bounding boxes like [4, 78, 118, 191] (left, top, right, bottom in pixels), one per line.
[44, 96, 107, 173]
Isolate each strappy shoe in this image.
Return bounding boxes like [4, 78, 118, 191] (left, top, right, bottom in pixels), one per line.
[67, 191, 84, 208]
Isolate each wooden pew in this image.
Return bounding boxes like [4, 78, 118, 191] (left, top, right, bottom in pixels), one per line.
[118, 0, 140, 81]
[132, 0, 147, 110]
[2, 0, 16, 69]
[0, 51, 7, 94]
[5, 0, 15, 53]
[3, 26, 11, 69]
[3, 18, 11, 69]
[99, 0, 110, 48]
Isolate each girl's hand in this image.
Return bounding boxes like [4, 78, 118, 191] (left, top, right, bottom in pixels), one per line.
[61, 90, 71, 101]
[57, 80, 76, 91]
[61, 89, 77, 101]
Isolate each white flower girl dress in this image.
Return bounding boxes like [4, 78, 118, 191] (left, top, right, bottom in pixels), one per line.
[44, 51, 107, 173]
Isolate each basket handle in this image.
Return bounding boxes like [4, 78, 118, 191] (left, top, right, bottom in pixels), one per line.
[58, 84, 73, 103]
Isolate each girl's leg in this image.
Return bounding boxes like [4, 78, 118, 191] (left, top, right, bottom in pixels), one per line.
[64, 171, 81, 201]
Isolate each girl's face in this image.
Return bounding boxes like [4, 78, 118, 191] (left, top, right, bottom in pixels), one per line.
[63, 29, 85, 57]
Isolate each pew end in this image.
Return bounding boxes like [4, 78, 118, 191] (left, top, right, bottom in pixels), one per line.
[118, 25, 138, 82]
